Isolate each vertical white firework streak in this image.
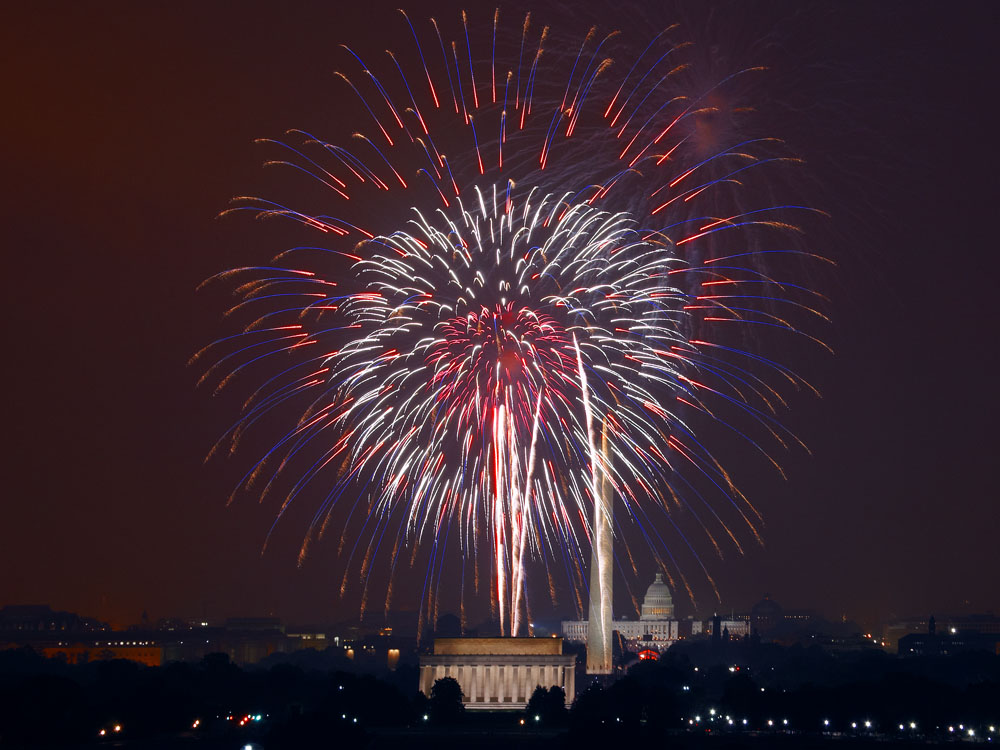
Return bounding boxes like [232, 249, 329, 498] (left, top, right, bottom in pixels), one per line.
[574, 335, 600, 524]
[511, 388, 543, 636]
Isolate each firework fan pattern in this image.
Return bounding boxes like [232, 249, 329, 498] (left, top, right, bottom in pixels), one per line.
[196, 9, 829, 636]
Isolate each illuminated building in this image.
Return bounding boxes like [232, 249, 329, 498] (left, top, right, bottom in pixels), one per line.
[419, 637, 576, 709]
[41, 642, 162, 667]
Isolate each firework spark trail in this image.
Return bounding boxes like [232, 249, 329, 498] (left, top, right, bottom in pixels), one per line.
[198, 10, 828, 635]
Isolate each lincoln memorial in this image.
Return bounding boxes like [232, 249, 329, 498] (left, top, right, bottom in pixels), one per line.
[419, 637, 576, 708]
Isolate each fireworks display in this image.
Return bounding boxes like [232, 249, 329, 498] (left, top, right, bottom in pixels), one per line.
[196, 10, 828, 635]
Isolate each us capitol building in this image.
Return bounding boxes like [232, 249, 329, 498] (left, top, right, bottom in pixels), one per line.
[561, 573, 680, 650]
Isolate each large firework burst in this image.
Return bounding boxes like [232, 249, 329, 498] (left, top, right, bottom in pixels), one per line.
[196, 9, 828, 635]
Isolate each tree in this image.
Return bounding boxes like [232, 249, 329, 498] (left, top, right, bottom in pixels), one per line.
[429, 676, 464, 724]
[526, 685, 548, 720]
[527, 685, 567, 725]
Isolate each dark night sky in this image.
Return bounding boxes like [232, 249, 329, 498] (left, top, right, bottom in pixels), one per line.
[2, 1, 997, 630]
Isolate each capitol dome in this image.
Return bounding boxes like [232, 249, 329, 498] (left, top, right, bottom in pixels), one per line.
[640, 573, 675, 620]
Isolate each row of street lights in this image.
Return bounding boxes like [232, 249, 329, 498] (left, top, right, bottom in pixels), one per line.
[684, 709, 996, 740]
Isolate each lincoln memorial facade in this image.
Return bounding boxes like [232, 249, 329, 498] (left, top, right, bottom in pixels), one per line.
[419, 637, 576, 709]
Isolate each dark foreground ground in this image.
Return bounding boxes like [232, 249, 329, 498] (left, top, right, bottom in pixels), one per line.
[69, 726, 980, 750]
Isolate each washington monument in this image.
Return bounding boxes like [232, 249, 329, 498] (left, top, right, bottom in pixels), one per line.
[586, 418, 613, 674]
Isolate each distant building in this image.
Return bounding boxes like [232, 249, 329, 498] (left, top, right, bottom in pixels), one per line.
[711, 595, 816, 641]
[224, 617, 285, 633]
[161, 618, 291, 665]
[750, 594, 783, 633]
[419, 637, 576, 709]
[0, 608, 369, 668]
[898, 616, 1000, 656]
[286, 627, 331, 644]
[0, 605, 108, 634]
[885, 613, 1000, 652]
[42, 641, 162, 667]
[704, 616, 751, 639]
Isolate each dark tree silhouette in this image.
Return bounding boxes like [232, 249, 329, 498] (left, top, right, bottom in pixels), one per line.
[526, 685, 567, 724]
[434, 613, 462, 638]
[526, 685, 548, 719]
[429, 676, 464, 724]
